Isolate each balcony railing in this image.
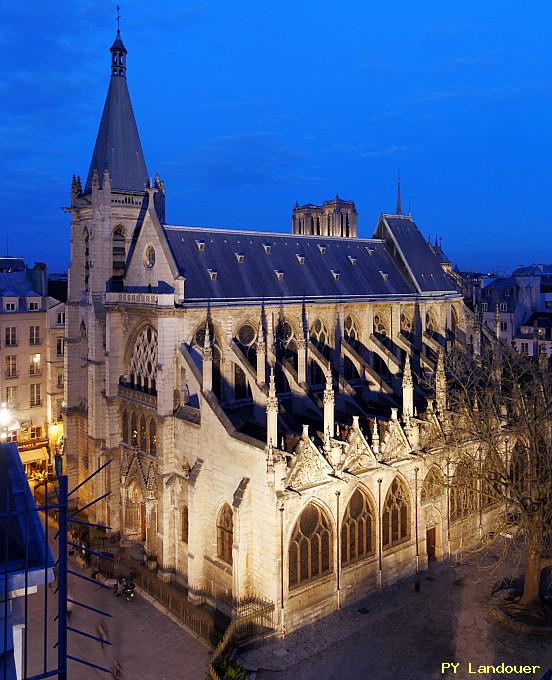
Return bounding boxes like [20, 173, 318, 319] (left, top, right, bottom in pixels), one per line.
[118, 382, 157, 408]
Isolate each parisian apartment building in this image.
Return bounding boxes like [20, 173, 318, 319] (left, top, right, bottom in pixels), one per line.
[0, 257, 66, 475]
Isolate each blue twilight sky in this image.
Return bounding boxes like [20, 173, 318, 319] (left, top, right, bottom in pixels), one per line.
[1, 0, 551, 274]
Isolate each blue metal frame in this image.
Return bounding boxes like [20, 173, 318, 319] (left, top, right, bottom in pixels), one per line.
[0, 443, 115, 678]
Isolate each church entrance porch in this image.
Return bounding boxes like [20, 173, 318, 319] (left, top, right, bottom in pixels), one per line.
[125, 480, 146, 541]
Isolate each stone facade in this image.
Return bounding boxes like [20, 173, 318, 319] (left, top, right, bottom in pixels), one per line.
[64, 29, 502, 635]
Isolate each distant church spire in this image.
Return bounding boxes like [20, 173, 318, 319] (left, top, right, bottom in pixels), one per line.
[396, 170, 402, 215]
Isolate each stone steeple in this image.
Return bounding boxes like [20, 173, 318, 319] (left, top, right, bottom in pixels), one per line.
[84, 28, 148, 194]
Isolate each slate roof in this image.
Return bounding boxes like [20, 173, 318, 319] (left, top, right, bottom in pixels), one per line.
[377, 215, 457, 294]
[164, 226, 434, 302]
[0, 270, 41, 297]
[84, 34, 148, 194]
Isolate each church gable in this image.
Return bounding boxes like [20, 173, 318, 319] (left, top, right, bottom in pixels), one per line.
[380, 419, 411, 462]
[342, 426, 377, 472]
[124, 202, 177, 289]
[287, 435, 333, 490]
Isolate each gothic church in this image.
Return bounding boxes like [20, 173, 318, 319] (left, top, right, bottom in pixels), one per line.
[65, 30, 493, 632]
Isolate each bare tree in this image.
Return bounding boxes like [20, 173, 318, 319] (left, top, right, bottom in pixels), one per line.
[429, 342, 552, 611]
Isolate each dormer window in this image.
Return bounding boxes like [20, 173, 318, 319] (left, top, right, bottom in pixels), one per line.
[235, 252, 245, 263]
[379, 271, 389, 281]
[29, 301, 40, 311]
[207, 269, 218, 280]
[262, 243, 272, 254]
[331, 270, 341, 280]
[318, 244, 327, 254]
[275, 270, 284, 280]
[348, 256, 357, 265]
[296, 254, 305, 265]
[365, 247, 375, 256]
[5, 301, 17, 312]
[196, 240, 206, 252]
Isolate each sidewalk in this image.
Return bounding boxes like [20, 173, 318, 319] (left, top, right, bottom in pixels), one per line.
[24, 523, 212, 679]
[239, 557, 551, 680]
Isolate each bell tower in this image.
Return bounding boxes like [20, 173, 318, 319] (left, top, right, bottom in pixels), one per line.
[65, 25, 164, 518]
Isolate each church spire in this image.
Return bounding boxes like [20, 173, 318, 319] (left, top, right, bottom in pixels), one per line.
[396, 170, 402, 215]
[84, 23, 148, 194]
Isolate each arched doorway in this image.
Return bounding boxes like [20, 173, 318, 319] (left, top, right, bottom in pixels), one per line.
[126, 480, 146, 541]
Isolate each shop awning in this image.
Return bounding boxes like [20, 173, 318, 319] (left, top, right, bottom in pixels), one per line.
[19, 447, 49, 465]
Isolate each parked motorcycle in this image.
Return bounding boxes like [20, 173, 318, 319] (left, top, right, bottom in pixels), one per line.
[113, 576, 135, 602]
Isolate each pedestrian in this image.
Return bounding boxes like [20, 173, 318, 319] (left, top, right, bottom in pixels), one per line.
[96, 620, 109, 654]
[111, 660, 123, 679]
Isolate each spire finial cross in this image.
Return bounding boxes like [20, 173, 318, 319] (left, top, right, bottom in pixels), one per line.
[116, 5, 121, 32]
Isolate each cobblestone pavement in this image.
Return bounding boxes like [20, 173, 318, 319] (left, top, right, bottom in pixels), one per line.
[24, 539, 211, 679]
[239, 556, 552, 680]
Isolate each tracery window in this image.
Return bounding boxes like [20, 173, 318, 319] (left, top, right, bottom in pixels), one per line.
[217, 504, 233, 565]
[344, 315, 361, 350]
[373, 314, 388, 337]
[341, 488, 374, 566]
[129, 326, 158, 394]
[382, 478, 410, 548]
[289, 503, 333, 589]
[149, 419, 157, 456]
[421, 467, 444, 504]
[450, 460, 477, 522]
[400, 312, 413, 338]
[112, 226, 126, 278]
[425, 311, 437, 335]
[510, 442, 529, 496]
[481, 456, 502, 508]
[310, 319, 331, 385]
[235, 323, 257, 364]
[181, 505, 189, 543]
[274, 319, 298, 377]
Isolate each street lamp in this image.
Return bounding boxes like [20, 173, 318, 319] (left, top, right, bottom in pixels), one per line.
[0, 402, 12, 441]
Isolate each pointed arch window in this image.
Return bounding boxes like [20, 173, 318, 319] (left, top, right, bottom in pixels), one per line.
[217, 504, 233, 565]
[341, 488, 374, 566]
[83, 228, 90, 293]
[149, 419, 157, 456]
[481, 456, 502, 509]
[130, 412, 138, 447]
[112, 226, 126, 278]
[139, 415, 147, 452]
[274, 319, 298, 380]
[400, 312, 413, 339]
[382, 477, 410, 548]
[129, 326, 158, 394]
[425, 311, 437, 335]
[234, 364, 251, 400]
[421, 467, 444, 504]
[181, 505, 189, 543]
[450, 460, 477, 522]
[344, 315, 361, 350]
[235, 323, 257, 365]
[289, 503, 333, 589]
[310, 319, 331, 386]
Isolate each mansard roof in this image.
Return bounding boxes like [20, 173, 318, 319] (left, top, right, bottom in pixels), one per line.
[84, 33, 148, 194]
[163, 222, 458, 303]
[376, 215, 457, 295]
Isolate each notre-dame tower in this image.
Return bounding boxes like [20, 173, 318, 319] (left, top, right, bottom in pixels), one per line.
[65, 28, 165, 521]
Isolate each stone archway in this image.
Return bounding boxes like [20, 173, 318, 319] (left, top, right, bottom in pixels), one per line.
[125, 479, 146, 541]
[424, 505, 444, 561]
